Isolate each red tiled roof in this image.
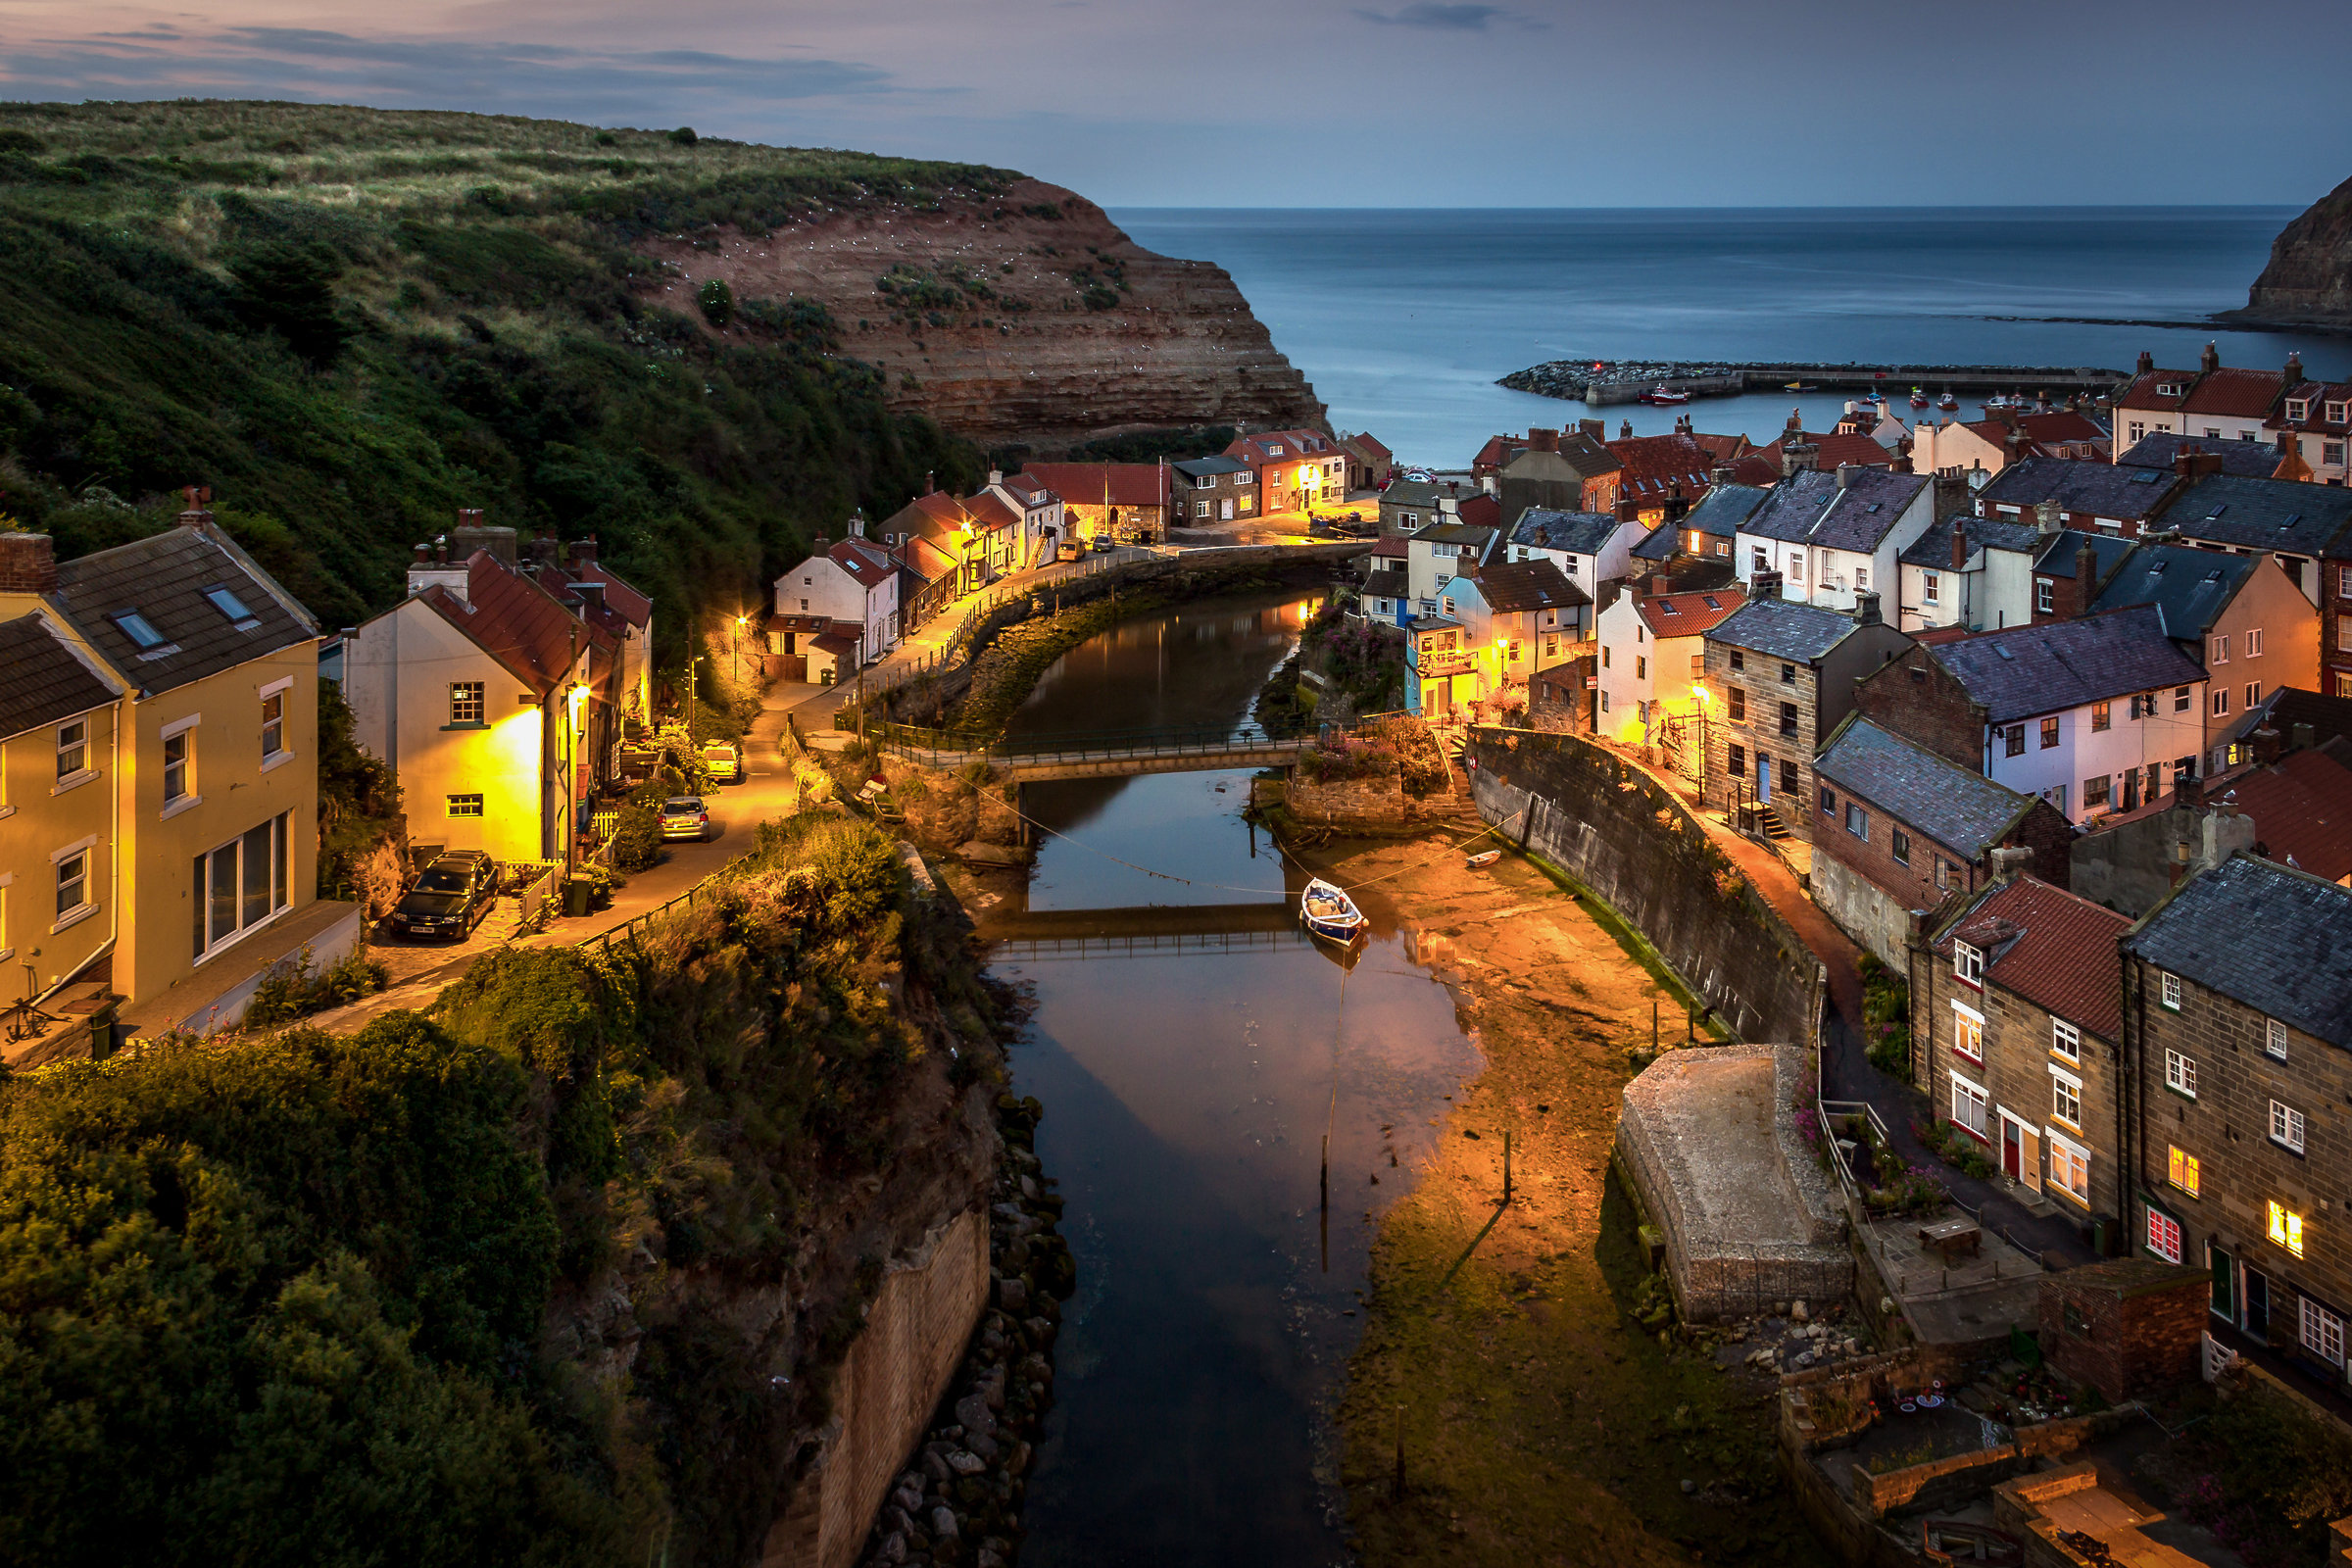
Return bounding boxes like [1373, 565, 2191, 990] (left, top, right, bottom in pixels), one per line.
[1728, 454, 1785, 486]
[2206, 749, 2352, 884]
[828, 538, 896, 590]
[1685, 432, 1748, 463]
[1015, 464, 1168, 510]
[524, 562, 622, 652]
[1749, 431, 1899, 473]
[1455, 492, 1500, 529]
[963, 492, 1022, 531]
[1342, 431, 1393, 465]
[1227, 428, 1337, 465]
[2180, 368, 2283, 419]
[1001, 473, 1056, 505]
[1603, 433, 1718, 498]
[2269, 381, 2352, 433]
[890, 533, 960, 585]
[1941, 876, 2131, 1041]
[572, 560, 653, 629]
[421, 552, 589, 699]
[1371, 535, 1409, 559]
[1635, 586, 1746, 638]
[2016, 411, 2107, 446]
[1472, 434, 1522, 470]
[1911, 625, 1975, 646]
[2117, 370, 2198, 413]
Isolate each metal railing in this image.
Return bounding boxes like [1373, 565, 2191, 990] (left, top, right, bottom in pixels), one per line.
[577, 855, 751, 954]
[869, 714, 1354, 767]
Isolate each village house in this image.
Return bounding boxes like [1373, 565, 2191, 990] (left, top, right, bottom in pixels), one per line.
[770, 523, 900, 679]
[2116, 431, 2286, 479]
[1746, 414, 1901, 479]
[2124, 856, 2352, 1386]
[1912, 407, 2111, 483]
[1593, 582, 1744, 767]
[1662, 479, 1766, 565]
[0, 510, 337, 1038]
[1405, 517, 1503, 611]
[1503, 507, 1644, 612]
[1226, 429, 1347, 515]
[1811, 714, 2073, 966]
[987, 470, 1065, 566]
[1735, 466, 1939, 614]
[1851, 605, 2208, 823]
[0, 606, 122, 1031]
[1698, 586, 1912, 840]
[2151, 474, 2352, 683]
[1403, 560, 1579, 724]
[2110, 346, 2287, 457]
[1174, 455, 1258, 525]
[1013, 463, 1170, 545]
[2028, 528, 2137, 624]
[1377, 477, 1446, 537]
[1335, 431, 1394, 490]
[1975, 456, 2184, 539]
[1496, 427, 1623, 520]
[1896, 511, 2047, 634]
[2265, 380, 2352, 487]
[1601, 432, 1716, 525]
[1920, 869, 2131, 1232]
[1354, 562, 1411, 627]
[2086, 540, 2317, 763]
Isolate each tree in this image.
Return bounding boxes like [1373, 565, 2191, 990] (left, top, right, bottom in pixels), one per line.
[226, 240, 351, 368]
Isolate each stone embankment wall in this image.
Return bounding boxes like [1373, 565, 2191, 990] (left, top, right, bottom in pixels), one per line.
[1283, 773, 1451, 826]
[1465, 728, 1823, 1043]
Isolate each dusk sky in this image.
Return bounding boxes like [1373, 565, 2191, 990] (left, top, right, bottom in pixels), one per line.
[5, 0, 2350, 209]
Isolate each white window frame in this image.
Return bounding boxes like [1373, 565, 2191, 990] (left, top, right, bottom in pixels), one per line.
[2051, 1017, 2081, 1064]
[55, 716, 90, 786]
[259, 676, 292, 769]
[2303, 1298, 2343, 1366]
[2245, 627, 2264, 658]
[1951, 999, 1984, 1065]
[2146, 1204, 2182, 1264]
[1953, 940, 1984, 987]
[2164, 1048, 2196, 1098]
[2160, 971, 2181, 1010]
[2267, 1017, 2289, 1061]
[2271, 1099, 2306, 1154]
[2050, 1062, 2083, 1130]
[160, 714, 200, 819]
[2046, 1129, 2090, 1207]
[1950, 1069, 1990, 1142]
[192, 810, 293, 964]
[50, 834, 97, 932]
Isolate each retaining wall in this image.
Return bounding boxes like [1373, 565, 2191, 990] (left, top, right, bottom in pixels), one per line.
[1466, 728, 1823, 1043]
[1811, 855, 1914, 971]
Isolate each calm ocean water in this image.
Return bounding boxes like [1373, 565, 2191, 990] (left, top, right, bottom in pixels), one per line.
[1109, 207, 2346, 469]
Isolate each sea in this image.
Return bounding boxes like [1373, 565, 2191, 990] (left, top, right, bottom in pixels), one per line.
[1108, 206, 2347, 469]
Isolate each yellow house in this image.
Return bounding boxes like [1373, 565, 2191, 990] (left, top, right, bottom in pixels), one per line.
[0, 607, 123, 1045]
[0, 512, 349, 1041]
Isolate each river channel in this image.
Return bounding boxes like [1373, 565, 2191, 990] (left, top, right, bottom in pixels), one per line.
[975, 590, 1483, 1566]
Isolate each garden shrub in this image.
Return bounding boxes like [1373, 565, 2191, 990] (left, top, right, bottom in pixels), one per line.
[610, 805, 662, 872]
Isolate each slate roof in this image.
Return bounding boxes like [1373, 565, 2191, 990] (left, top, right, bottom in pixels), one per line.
[1631, 520, 1679, 561]
[2128, 855, 2352, 1047]
[417, 553, 588, 698]
[1927, 605, 2206, 722]
[1937, 876, 2131, 1042]
[51, 521, 317, 695]
[1410, 520, 1499, 550]
[1474, 559, 1586, 612]
[2158, 473, 2352, 557]
[1900, 514, 2044, 569]
[1704, 596, 1863, 662]
[2031, 529, 2137, 582]
[0, 611, 120, 743]
[1509, 509, 1621, 557]
[2115, 432, 2283, 478]
[1173, 456, 1250, 479]
[1635, 587, 1744, 638]
[2088, 542, 2259, 637]
[1816, 717, 2035, 861]
[1380, 479, 1448, 511]
[1502, 434, 1620, 480]
[1681, 482, 1770, 540]
[1976, 456, 2181, 521]
[1359, 567, 1409, 600]
[1740, 467, 1931, 553]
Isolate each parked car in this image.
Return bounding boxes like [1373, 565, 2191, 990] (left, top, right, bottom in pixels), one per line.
[1090, 535, 1116, 554]
[391, 851, 499, 942]
[700, 740, 743, 784]
[661, 796, 712, 842]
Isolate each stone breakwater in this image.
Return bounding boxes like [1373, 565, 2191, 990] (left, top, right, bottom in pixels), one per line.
[856, 1093, 1074, 1568]
[1499, 359, 2126, 407]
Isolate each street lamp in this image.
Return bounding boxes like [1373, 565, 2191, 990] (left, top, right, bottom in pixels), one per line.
[1690, 684, 1710, 801]
[733, 612, 748, 689]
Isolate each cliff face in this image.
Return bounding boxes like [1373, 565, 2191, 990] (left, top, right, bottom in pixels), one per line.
[2241, 175, 2352, 323]
[640, 178, 1325, 450]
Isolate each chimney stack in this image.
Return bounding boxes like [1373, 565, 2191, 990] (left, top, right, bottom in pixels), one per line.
[1664, 479, 1690, 524]
[175, 483, 213, 530]
[2285, 351, 2306, 389]
[1615, 492, 1639, 523]
[1990, 845, 2034, 883]
[1836, 463, 1857, 489]
[570, 535, 598, 564]
[1651, 575, 1671, 598]
[2074, 539, 2098, 612]
[457, 507, 483, 528]
[1853, 589, 1882, 626]
[1950, 518, 1968, 571]
[2177, 771, 2202, 810]
[2251, 726, 2283, 765]
[1579, 418, 1604, 442]
[413, 542, 431, 564]
[1619, 419, 1634, 440]
[0, 531, 57, 594]
[2136, 350, 2154, 375]
[2199, 341, 2221, 375]
[2035, 498, 2063, 535]
[2292, 721, 2317, 752]
[1712, 464, 1736, 487]
[1529, 426, 1560, 453]
[850, 509, 867, 539]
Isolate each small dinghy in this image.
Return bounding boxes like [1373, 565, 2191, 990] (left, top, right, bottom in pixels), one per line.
[1465, 850, 1501, 869]
[1300, 877, 1367, 944]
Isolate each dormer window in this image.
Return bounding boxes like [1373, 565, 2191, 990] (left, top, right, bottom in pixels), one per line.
[2328, 402, 2347, 424]
[112, 611, 166, 650]
[1267, 443, 1284, 457]
[2286, 400, 2310, 422]
[2156, 382, 2181, 397]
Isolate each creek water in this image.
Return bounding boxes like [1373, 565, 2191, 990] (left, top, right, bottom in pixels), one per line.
[978, 591, 1481, 1566]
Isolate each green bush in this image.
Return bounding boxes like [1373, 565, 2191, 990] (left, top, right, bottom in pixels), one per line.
[610, 804, 662, 872]
[2180, 1379, 2352, 1562]
[696, 277, 734, 327]
[242, 945, 390, 1027]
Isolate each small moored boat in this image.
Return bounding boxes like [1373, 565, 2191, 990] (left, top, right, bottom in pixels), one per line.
[1908, 386, 1930, 408]
[1300, 878, 1367, 944]
[1465, 850, 1501, 869]
[1639, 384, 1690, 406]
[1936, 390, 1958, 410]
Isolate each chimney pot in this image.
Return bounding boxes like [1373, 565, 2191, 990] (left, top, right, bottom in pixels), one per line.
[456, 508, 483, 527]
[1619, 420, 1633, 440]
[0, 531, 58, 594]
[414, 543, 432, 564]
[1951, 519, 1968, 571]
[2291, 721, 2317, 751]
[570, 535, 598, 564]
[1836, 463, 1856, 489]
[2200, 341, 2220, 375]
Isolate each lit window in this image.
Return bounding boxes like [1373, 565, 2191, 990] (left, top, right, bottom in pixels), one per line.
[450, 681, 485, 725]
[260, 692, 284, 760]
[2271, 1099, 2306, 1154]
[2160, 972, 2181, 1010]
[2048, 1136, 2089, 1205]
[163, 730, 191, 805]
[2302, 1297, 2341, 1363]
[2270, 1200, 2307, 1259]
[1954, 941, 1984, 987]
[2051, 1067, 2082, 1129]
[2039, 716, 2060, 749]
[447, 794, 484, 818]
[2090, 701, 2109, 732]
[2165, 1048, 2195, 1098]
[2146, 1206, 2181, 1264]
[56, 719, 87, 779]
[2168, 1146, 2199, 1197]
[1952, 1003, 1984, 1065]
[2052, 1018, 2080, 1063]
[2267, 1018, 2288, 1060]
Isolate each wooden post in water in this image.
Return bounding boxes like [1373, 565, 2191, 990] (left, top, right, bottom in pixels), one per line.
[1392, 1404, 1406, 1500]
[1652, 997, 1659, 1053]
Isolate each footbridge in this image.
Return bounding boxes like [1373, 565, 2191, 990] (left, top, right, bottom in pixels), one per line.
[979, 901, 1310, 961]
[871, 720, 1336, 781]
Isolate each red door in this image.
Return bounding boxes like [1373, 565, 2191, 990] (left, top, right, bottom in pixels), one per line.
[2002, 1118, 2022, 1179]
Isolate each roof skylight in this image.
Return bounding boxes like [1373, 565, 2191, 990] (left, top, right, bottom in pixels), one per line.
[112, 611, 165, 649]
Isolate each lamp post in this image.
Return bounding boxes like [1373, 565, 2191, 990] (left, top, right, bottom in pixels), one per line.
[733, 613, 747, 690]
[1691, 684, 1710, 803]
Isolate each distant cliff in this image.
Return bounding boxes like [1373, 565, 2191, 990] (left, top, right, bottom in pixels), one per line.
[2238, 175, 2352, 325]
[642, 178, 1325, 450]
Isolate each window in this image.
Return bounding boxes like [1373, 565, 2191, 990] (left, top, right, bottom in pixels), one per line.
[2328, 442, 2348, 466]
[1954, 941, 1984, 988]
[2303, 1298, 2342, 1365]
[2037, 579, 2054, 614]
[2330, 403, 2349, 424]
[2052, 1018, 2081, 1063]
[2084, 774, 2110, 809]
[1936, 858, 1954, 890]
[56, 718, 87, 779]
[2271, 1099, 2306, 1154]
[1752, 547, 1770, 574]
[2129, 421, 2146, 442]
[2287, 399, 2311, 422]
[2048, 1134, 2090, 1205]
[1950, 1071, 1989, 1140]
[2168, 1146, 2199, 1197]
[1952, 1003, 1984, 1065]
[1844, 802, 1867, 839]
[1788, 556, 1804, 581]
[2245, 628, 2264, 658]
[1856, 568, 1869, 590]
[2164, 1047, 2195, 1097]
[1729, 649, 1745, 671]
[189, 811, 291, 960]
[163, 729, 191, 805]
[54, 849, 87, 920]
[1633, 654, 1645, 679]
[2051, 1065, 2082, 1129]
[259, 691, 284, 760]
[1195, 500, 1209, 518]
[2267, 1018, 2289, 1060]
[2175, 686, 2191, 712]
[1891, 827, 1911, 865]
[2246, 681, 2261, 710]
[112, 611, 166, 650]
[447, 794, 484, 817]
[1925, 571, 1940, 605]
[1727, 686, 1746, 721]
[1599, 691, 1609, 713]
[2039, 716, 2060, 750]
[203, 585, 256, 624]
[2271, 1200, 2308, 1260]
[1818, 785, 1837, 816]
[1780, 701, 1799, 737]
[450, 681, 485, 725]
[1781, 662, 1796, 685]
[2161, 972, 2182, 1010]
[2091, 701, 2110, 732]
[2147, 1206, 2182, 1264]
[2211, 688, 2230, 717]
[1727, 743, 1745, 777]
[1601, 645, 1611, 669]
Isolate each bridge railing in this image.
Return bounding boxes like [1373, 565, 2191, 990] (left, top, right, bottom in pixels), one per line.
[870, 715, 1359, 765]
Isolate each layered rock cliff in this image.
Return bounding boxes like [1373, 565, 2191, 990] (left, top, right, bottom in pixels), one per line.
[2238, 174, 2352, 325]
[639, 178, 1326, 450]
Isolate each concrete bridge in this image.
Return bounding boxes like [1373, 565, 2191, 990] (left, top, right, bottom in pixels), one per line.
[978, 901, 1310, 960]
[873, 722, 1324, 781]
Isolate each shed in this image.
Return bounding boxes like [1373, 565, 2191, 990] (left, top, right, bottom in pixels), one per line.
[2037, 1258, 2210, 1403]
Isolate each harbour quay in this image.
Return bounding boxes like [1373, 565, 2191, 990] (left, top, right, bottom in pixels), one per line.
[1500, 357, 2129, 406]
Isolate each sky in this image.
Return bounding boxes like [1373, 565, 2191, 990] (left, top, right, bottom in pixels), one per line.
[4, 0, 2351, 209]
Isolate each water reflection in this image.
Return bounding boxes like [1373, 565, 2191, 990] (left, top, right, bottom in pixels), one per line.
[984, 591, 1481, 1566]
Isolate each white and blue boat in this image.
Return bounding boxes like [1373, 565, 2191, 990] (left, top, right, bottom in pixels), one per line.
[1300, 878, 1366, 944]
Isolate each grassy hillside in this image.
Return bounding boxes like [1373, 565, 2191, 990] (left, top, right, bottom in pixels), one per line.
[0, 100, 1005, 637]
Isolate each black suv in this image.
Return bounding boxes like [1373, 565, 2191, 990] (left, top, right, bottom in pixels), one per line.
[391, 851, 500, 942]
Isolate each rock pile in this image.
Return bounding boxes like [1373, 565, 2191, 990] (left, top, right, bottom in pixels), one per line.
[859, 1093, 1074, 1568]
